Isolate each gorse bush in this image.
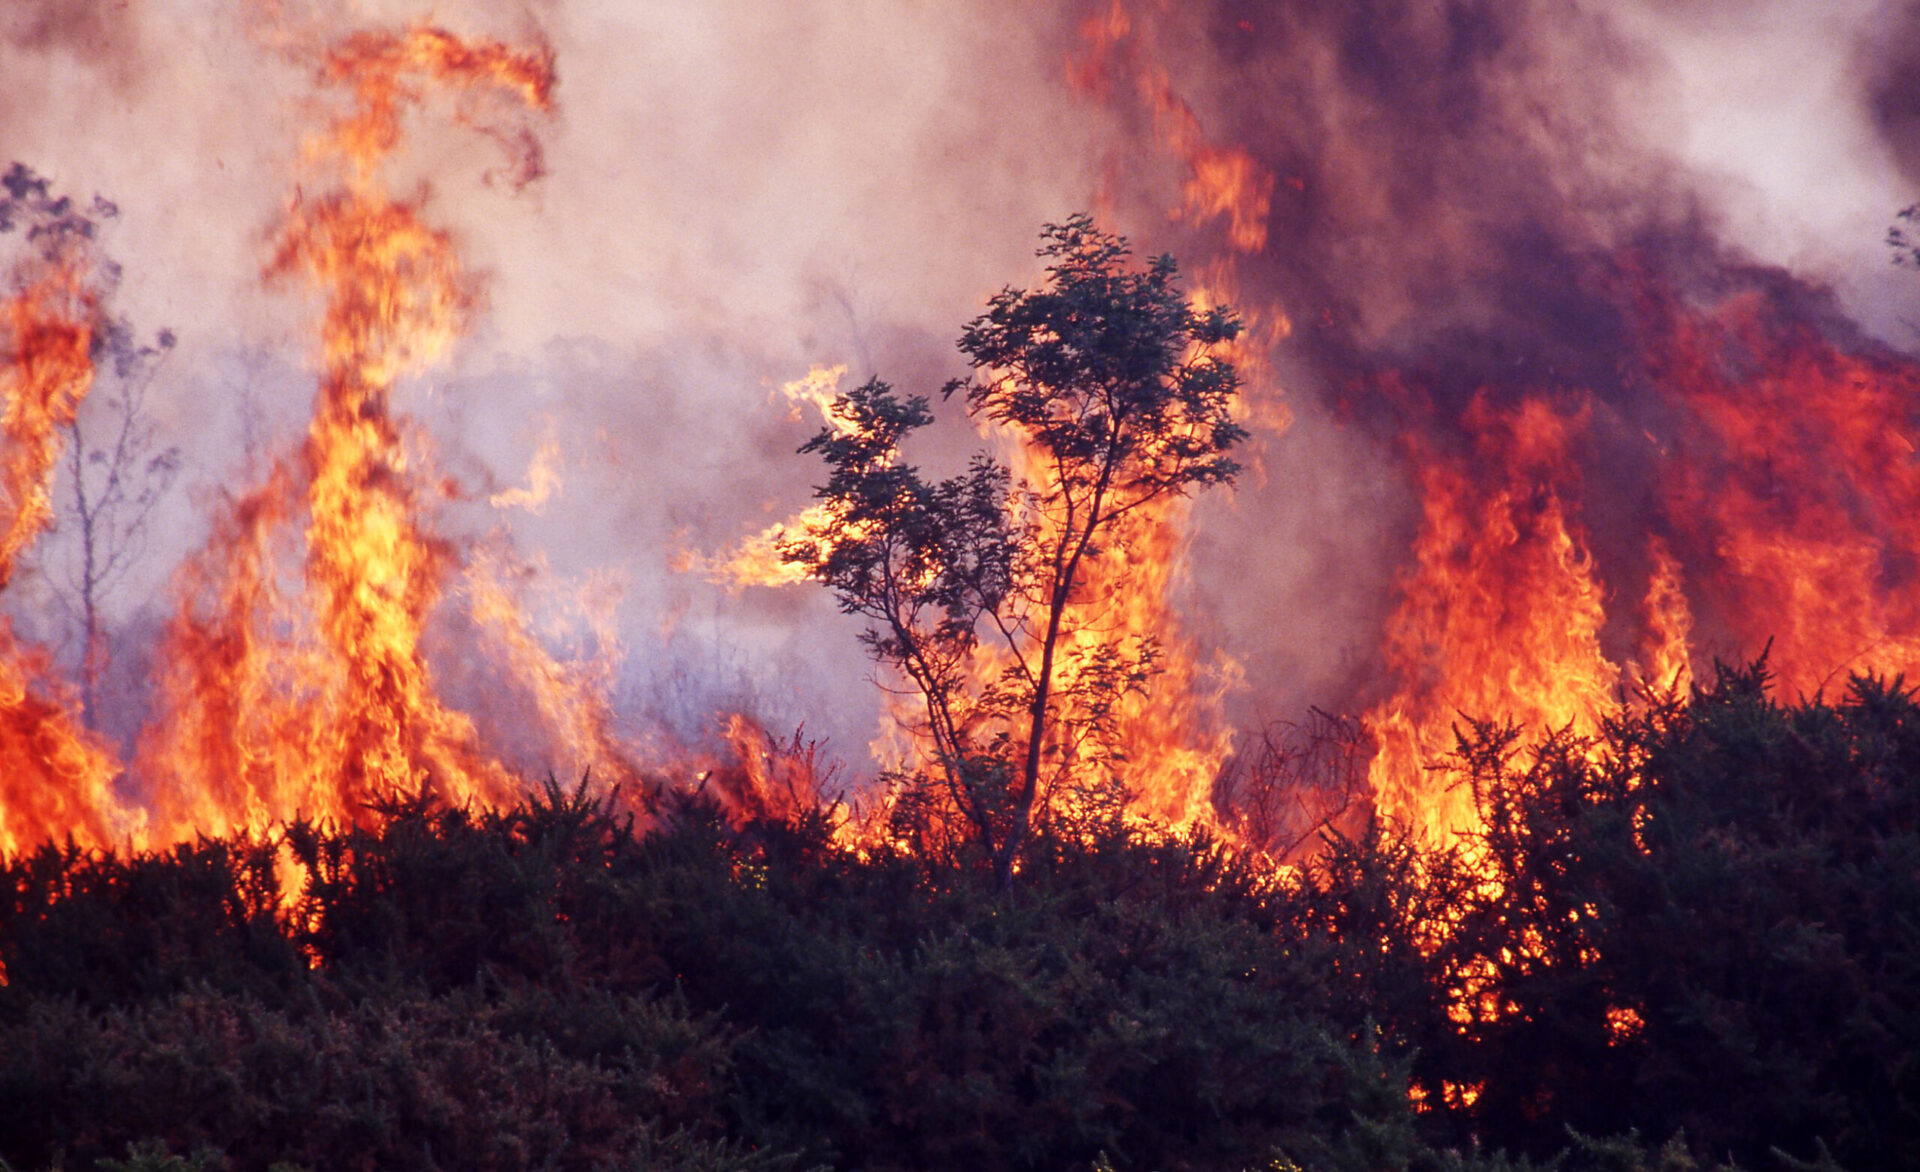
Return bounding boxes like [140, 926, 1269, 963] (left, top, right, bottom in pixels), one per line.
[1439, 661, 1920, 1168]
[1, 664, 1916, 1170]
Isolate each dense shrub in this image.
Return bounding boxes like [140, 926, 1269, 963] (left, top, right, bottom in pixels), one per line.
[1442, 663, 1920, 1167]
[3, 669, 1915, 1170]
[0, 986, 754, 1171]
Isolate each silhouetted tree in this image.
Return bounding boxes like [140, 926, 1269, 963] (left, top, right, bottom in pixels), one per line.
[782, 216, 1245, 887]
[58, 320, 178, 727]
[0, 161, 180, 729]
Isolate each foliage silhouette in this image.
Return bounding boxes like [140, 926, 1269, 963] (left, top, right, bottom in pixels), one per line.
[4, 662, 1916, 1169]
[783, 215, 1246, 888]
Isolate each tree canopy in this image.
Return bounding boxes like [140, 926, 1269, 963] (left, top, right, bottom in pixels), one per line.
[782, 216, 1246, 886]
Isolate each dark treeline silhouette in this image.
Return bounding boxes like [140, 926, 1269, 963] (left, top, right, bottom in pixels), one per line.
[2, 659, 1915, 1171]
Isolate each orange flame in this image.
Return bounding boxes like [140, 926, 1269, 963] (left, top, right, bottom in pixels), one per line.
[490, 425, 562, 513]
[1067, 0, 1274, 254]
[709, 366, 856, 590]
[1639, 536, 1693, 694]
[1645, 285, 1920, 696]
[460, 543, 647, 794]
[1061, 495, 1240, 832]
[1365, 395, 1617, 849]
[1058, 2, 1287, 842]
[142, 23, 558, 837]
[0, 265, 97, 585]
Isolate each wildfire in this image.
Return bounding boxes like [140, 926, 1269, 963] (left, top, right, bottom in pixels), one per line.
[706, 366, 857, 590]
[142, 21, 560, 838]
[490, 425, 562, 513]
[1067, 0, 1274, 255]
[1643, 282, 1920, 697]
[1639, 537, 1693, 695]
[1, 265, 96, 584]
[1058, 1, 1920, 865]
[459, 543, 645, 795]
[3, 0, 1918, 904]
[994, 442, 1238, 836]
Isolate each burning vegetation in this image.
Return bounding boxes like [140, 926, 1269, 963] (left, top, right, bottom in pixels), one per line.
[3, 1, 1920, 1169]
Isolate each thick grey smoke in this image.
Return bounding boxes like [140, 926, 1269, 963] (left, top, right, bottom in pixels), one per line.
[1060, 0, 1920, 718]
[0, 0, 1910, 775]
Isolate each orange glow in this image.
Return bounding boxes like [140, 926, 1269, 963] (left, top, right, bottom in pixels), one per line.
[1060, 3, 1289, 841]
[0, 265, 95, 583]
[1639, 536, 1693, 694]
[1066, 1, 1274, 255]
[710, 366, 857, 590]
[1047, 494, 1238, 833]
[0, 632, 124, 857]
[1606, 1004, 1646, 1044]
[708, 713, 841, 829]
[490, 426, 562, 513]
[460, 543, 645, 795]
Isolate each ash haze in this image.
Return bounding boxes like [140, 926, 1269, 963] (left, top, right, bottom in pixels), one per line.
[0, 0, 1913, 777]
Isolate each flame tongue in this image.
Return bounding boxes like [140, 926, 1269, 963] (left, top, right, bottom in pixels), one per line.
[1365, 395, 1616, 849]
[142, 469, 302, 842]
[142, 23, 556, 835]
[1646, 285, 1920, 695]
[0, 265, 97, 586]
[277, 188, 479, 810]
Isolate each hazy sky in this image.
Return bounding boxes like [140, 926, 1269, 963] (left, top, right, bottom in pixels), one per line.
[3, 0, 1914, 767]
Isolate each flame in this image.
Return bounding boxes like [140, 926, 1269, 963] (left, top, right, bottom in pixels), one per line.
[0, 265, 96, 583]
[1056, 3, 1288, 842]
[1639, 536, 1693, 694]
[707, 713, 840, 828]
[1067, 0, 1274, 254]
[459, 543, 646, 794]
[1645, 284, 1920, 696]
[490, 424, 562, 513]
[141, 22, 558, 836]
[1039, 492, 1238, 833]
[709, 366, 855, 590]
[705, 2, 1289, 847]
[17, 2, 1920, 921]
[776, 363, 853, 432]
[1365, 395, 1617, 849]
[140, 468, 308, 841]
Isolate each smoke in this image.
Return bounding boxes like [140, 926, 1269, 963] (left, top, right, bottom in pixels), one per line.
[1050, 0, 1920, 720]
[1, 0, 150, 91]
[0, 0, 1912, 781]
